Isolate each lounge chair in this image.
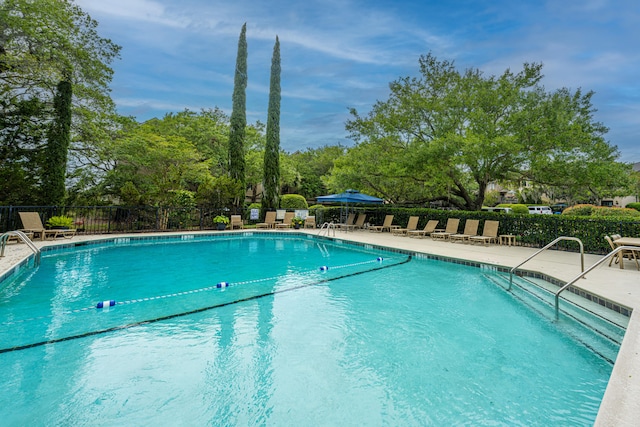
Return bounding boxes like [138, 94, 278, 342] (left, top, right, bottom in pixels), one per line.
[230, 215, 243, 229]
[343, 213, 367, 231]
[370, 215, 399, 233]
[469, 220, 500, 245]
[304, 216, 316, 229]
[407, 220, 440, 238]
[605, 235, 639, 269]
[450, 219, 480, 243]
[276, 212, 295, 229]
[256, 211, 277, 229]
[431, 218, 460, 240]
[336, 213, 356, 230]
[19, 212, 75, 240]
[392, 216, 419, 236]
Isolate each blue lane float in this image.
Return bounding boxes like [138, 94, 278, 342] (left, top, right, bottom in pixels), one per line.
[96, 300, 116, 309]
[319, 266, 329, 271]
[377, 257, 384, 262]
[216, 282, 230, 288]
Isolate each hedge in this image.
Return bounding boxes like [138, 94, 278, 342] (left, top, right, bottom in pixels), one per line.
[313, 206, 640, 254]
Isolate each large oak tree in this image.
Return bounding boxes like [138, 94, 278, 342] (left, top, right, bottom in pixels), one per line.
[336, 53, 631, 209]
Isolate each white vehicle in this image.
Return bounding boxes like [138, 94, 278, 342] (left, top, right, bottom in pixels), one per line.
[481, 207, 513, 214]
[528, 205, 553, 215]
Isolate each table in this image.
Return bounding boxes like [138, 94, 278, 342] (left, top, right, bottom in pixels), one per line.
[612, 237, 640, 270]
[499, 234, 516, 246]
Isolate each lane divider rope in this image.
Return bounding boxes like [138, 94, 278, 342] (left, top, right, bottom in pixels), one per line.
[2, 257, 393, 325]
[0, 255, 411, 354]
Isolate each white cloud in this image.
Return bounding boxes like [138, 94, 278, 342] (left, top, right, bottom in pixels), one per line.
[77, 0, 190, 28]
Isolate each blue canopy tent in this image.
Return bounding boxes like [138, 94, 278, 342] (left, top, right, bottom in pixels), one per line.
[316, 189, 384, 205]
[316, 189, 383, 224]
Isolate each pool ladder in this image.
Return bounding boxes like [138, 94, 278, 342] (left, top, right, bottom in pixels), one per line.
[554, 245, 639, 318]
[0, 230, 41, 267]
[509, 236, 584, 291]
[318, 222, 336, 237]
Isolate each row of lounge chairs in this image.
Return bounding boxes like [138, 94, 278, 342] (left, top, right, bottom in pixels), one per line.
[255, 211, 316, 229]
[362, 214, 500, 245]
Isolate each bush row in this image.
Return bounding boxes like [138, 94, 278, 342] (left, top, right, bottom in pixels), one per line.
[314, 206, 640, 254]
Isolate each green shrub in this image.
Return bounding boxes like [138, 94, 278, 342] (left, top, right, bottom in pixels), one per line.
[308, 204, 324, 216]
[46, 215, 74, 228]
[213, 215, 229, 224]
[592, 206, 640, 218]
[497, 203, 528, 214]
[627, 202, 640, 211]
[280, 194, 308, 209]
[562, 204, 595, 216]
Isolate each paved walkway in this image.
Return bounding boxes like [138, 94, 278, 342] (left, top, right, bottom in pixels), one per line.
[1, 229, 639, 425]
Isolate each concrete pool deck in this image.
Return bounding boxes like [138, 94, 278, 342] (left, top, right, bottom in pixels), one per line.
[1, 229, 639, 425]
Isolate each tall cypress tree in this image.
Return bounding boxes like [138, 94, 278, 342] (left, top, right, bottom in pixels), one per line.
[41, 77, 72, 205]
[228, 23, 247, 204]
[262, 36, 281, 212]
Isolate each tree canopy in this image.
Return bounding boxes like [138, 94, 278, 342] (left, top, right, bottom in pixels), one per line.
[335, 53, 632, 209]
[0, 0, 121, 204]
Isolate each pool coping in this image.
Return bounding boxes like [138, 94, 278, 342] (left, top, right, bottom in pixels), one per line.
[1, 229, 639, 425]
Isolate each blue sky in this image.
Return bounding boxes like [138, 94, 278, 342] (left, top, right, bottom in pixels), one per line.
[76, 0, 640, 162]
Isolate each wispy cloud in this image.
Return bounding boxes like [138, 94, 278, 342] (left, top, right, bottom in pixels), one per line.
[78, 0, 640, 161]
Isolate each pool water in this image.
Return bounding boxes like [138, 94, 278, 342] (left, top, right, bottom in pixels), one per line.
[0, 234, 620, 425]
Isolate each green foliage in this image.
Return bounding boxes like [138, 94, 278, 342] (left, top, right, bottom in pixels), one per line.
[511, 204, 529, 214]
[562, 204, 595, 216]
[483, 190, 500, 207]
[280, 194, 308, 209]
[308, 204, 324, 216]
[263, 37, 281, 212]
[0, 0, 121, 204]
[41, 78, 72, 205]
[46, 215, 74, 228]
[167, 190, 196, 208]
[105, 123, 213, 206]
[228, 23, 247, 192]
[591, 206, 640, 218]
[627, 202, 640, 211]
[213, 215, 230, 224]
[337, 52, 629, 210]
[291, 216, 304, 226]
[120, 181, 142, 205]
[289, 145, 346, 198]
[495, 203, 528, 214]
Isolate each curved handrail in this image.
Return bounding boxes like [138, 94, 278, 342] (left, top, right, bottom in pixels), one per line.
[554, 245, 638, 318]
[0, 230, 41, 267]
[509, 236, 584, 290]
[318, 222, 336, 237]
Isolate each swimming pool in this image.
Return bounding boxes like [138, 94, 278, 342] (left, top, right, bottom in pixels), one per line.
[0, 233, 623, 425]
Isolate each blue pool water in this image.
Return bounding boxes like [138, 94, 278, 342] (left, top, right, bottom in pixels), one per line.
[0, 233, 620, 425]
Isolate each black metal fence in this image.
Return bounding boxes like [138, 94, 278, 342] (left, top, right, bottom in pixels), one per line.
[0, 205, 237, 235]
[4, 204, 639, 255]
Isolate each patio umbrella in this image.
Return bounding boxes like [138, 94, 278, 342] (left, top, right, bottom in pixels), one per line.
[316, 189, 383, 223]
[316, 189, 383, 204]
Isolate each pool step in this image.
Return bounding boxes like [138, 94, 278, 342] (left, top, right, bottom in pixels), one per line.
[484, 272, 625, 365]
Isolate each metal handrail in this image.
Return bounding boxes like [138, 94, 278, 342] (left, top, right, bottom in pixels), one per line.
[509, 236, 584, 290]
[554, 245, 639, 317]
[0, 230, 41, 267]
[318, 222, 336, 237]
